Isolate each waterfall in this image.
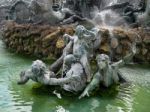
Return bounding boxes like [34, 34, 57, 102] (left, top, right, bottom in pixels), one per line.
[93, 10, 127, 27]
[99, 0, 142, 10]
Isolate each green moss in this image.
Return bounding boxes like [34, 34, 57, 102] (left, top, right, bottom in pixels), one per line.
[98, 84, 119, 97]
[31, 83, 57, 95]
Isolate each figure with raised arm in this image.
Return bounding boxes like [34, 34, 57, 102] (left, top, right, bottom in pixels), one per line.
[79, 43, 136, 99]
[63, 25, 99, 82]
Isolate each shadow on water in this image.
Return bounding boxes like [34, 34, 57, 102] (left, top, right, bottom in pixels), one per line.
[0, 39, 150, 112]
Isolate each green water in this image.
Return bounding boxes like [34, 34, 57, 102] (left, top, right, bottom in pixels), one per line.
[0, 39, 150, 112]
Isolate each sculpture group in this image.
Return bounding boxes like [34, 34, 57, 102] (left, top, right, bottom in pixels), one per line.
[18, 25, 136, 99]
[0, 0, 147, 27]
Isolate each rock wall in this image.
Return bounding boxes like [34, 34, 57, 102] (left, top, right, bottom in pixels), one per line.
[99, 27, 150, 63]
[2, 21, 74, 59]
[2, 21, 150, 63]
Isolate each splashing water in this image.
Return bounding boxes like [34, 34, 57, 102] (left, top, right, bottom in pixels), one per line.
[56, 106, 69, 112]
[108, 0, 118, 6]
[93, 9, 127, 27]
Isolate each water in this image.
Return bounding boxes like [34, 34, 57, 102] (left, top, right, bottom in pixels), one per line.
[0, 38, 150, 112]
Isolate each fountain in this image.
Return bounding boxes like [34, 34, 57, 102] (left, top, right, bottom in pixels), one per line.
[0, 0, 150, 112]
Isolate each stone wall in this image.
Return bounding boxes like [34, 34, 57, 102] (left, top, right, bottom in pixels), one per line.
[2, 21, 150, 63]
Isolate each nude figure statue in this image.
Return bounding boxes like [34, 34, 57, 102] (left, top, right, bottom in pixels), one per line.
[50, 25, 100, 82]
[79, 42, 136, 99]
[62, 54, 87, 93]
[18, 60, 78, 86]
[63, 25, 99, 82]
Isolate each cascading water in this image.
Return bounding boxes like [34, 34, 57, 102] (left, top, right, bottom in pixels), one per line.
[93, 9, 127, 27]
[107, 0, 118, 6]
